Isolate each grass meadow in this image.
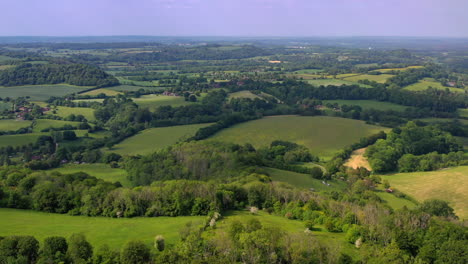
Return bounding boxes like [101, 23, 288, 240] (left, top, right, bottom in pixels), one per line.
[0, 119, 32, 131]
[51, 163, 131, 187]
[106, 123, 212, 156]
[306, 79, 371, 88]
[81, 88, 122, 96]
[228, 90, 263, 100]
[133, 95, 193, 111]
[380, 166, 468, 219]
[207, 116, 388, 160]
[33, 119, 82, 132]
[0, 208, 204, 250]
[49, 106, 96, 121]
[404, 78, 465, 93]
[323, 100, 410, 111]
[0, 133, 44, 147]
[0, 84, 92, 101]
[342, 74, 394, 83]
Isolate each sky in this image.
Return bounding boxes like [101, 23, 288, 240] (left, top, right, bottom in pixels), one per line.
[1, 0, 467, 37]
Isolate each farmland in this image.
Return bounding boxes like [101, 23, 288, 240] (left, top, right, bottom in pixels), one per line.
[0, 84, 92, 101]
[33, 119, 82, 132]
[404, 78, 465, 93]
[133, 94, 193, 110]
[0, 208, 204, 250]
[208, 116, 388, 159]
[51, 163, 130, 187]
[106, 123, 212, 155]
[342, 74, 394, 83]
[0, 133, 44, 147]
[322, 99, 410, 111]
[0, 119, 32, 131]
[262, 167, 346, 192]
[228, 90, 262, 100]
[48, 106, 96, 121]
[306, 79, 371, 88]
[81, 88, 122, 96]
[380, 166, 468, 219]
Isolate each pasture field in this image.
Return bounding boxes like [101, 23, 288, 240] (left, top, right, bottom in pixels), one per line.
[106, 123, 212, 156]
[404, 78, 464, 93]
[459, 108, 468, 118]
[373, 66, 423, 73]
[323, 99, 410, 111]
[0, 119, 32, 131]
[209, 210, 360, 259]
[0, 133, 44, 147]
[380, 166, 468, 219]
[375, 191, 417, 210]
[0, 101, 12, 111]
[293, 69, 324, 74]
[342, 74, 394, 83]
[81, 88, 122, 96]
[228, 90, 263, 100]
[208, 116, 388, 159]
[306, 79, 372, 88]
[133, 94, 192, 110]
[72, 98, 105, 103]
[52, 163, 130, 187]
[49, 106, 96, 121]
[106, 85, 166, 92]
[33, 119, 82, 132]
[262, 167, 346, 192]
[0, 208, 204, 250]
[0, 84, 92, 101]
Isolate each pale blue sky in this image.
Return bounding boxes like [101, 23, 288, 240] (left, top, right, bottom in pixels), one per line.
[1, 0, 467, 37]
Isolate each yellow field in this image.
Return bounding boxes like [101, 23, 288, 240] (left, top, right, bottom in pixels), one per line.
[344, 148, 371, 171]
[81, 88, 122, 96]
[343, 74, 394, 83]
[380, 166, 468, 219]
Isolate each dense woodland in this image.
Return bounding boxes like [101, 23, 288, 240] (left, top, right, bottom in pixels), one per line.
[0, 39, 467, 263]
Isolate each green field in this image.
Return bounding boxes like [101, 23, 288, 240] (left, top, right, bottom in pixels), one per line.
[380, 166, 468, 219]
[228, 90, 263, 100]
[133, 95, 193, 111]
[0, 133, 44, 147]
[210, 210, 360, 259]
[375, 191, 417, 210]
[459, 108, 468, 118]
[107, 123, 212, 156]
[51, 163, 130, 187]
[49, 106, 96, 121]
[0, 208, 204, 250]
[208, 116, 388, 159]
[0, 84, 92, 101]
[373, 66, 423, 73]
[307, 79, 371, 88]
[323, 100, 410, 112]
[404, 78, 465, 93]
[417, 118, 468, 126]
[0, 101, 12, 111]
[33, 119, 82, 132]
[262, 167, 346, 191]
[81, 88, 122, 96]
[342, 74, 394, 83]
[0, 119, 32, 131]
[292, 69, 324, 74]
[106, 85, 166, 92]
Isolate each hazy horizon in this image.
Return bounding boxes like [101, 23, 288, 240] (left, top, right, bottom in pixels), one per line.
[1, 0, 467, 37]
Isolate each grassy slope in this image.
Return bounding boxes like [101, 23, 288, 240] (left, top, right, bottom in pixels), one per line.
[106, 123, 212, 156]
[0, 208, 204, 249]
[323, 100, 410, 111]
[0, 119, 32, 131]
[208, 211, 360, 259]
[208, 116, 388, 160]
[343, 74, 394, 83]
[33, 119, 82, 132]
[51, 163, 131, 187]
[404, 78, 465, 93]
[380, 166, 468, 220]
[0, 84, 92, 101]
[228, 90, 262, 100]
[262, 167, 346, 192]
[133, 95, 192, 110]
[306, 79, 371, 88]
[51, 106, 96, 121]
[375, 191, 417, 210]
[0, 133, 44, 147]
[81, 88, 122, 96]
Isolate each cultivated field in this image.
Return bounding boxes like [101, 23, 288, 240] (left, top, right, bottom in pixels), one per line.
[0, 119, 32, 131]
[33, 119, 82, 132]
[342, 74, 394, 83]
[322, 100, 410, 111]
[208, 116, 388, 159]
[380, 166, 468, 219]
[133, 94, 193, 110]
[343, 148, 371, 171]
[0, 84, 92, 101]
[263, 167, 346, 191]
[107, 123, 212, 156]
[52, 163, 130, 187]
[81, 88, 122, 96]
[0, 208, 204, 249]
[0, 133, 44, 147]
[404, 78, 464, 93]
[228, 90, 263, 100]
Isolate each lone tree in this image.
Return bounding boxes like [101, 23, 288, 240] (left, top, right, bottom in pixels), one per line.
[154, 235, 165, 252]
